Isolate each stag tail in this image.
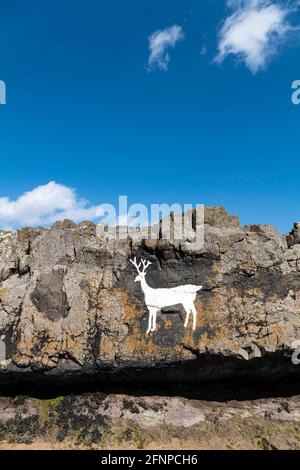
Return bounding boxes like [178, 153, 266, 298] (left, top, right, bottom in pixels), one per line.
[173, 284, 202, 294]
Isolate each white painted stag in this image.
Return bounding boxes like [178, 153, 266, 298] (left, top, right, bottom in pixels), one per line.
[130, 257, 202, 334]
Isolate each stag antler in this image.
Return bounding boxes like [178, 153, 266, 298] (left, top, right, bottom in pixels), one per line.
[130, 257, 151, 274]
[141, 259, 152, 272]
[130, 257, 142, 273]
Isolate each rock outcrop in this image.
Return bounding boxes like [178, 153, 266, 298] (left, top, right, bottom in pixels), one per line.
[1, 391, 300, 450]
[0, 206, 300, 385]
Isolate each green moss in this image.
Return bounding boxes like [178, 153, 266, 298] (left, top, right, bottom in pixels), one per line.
[280, 402, 290, 413]
[257, 437, 270, 450]
[286, 424, 300, 443]
[32, 396, 64, 426]
[123, 399, 140, 414]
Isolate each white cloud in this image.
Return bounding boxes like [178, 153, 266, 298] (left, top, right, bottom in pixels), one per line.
[0, 182, 104, 229]
[215, 0, 295, 73]
[147, 24, 184, 71]
[199, 45, 207, 56]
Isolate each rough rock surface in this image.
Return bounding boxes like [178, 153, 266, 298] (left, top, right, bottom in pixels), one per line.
[1, 391, 300, 450]
[0, 206, 300, 384]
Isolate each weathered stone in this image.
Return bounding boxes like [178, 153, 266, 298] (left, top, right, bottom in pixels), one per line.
[287, 222, 300, 247]
[0, 206, 299, 385]
[1, 391, 300, 449]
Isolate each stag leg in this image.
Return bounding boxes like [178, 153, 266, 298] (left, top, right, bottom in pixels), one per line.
[151, 308, 158, 332]
[191, 304, 197, 330]
[183, 304, 191, 328]
[146, 309, 153, 334]
[146, 308, 157, 334]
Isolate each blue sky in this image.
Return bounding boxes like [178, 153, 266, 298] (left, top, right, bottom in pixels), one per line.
[0, 0, 300, 232]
